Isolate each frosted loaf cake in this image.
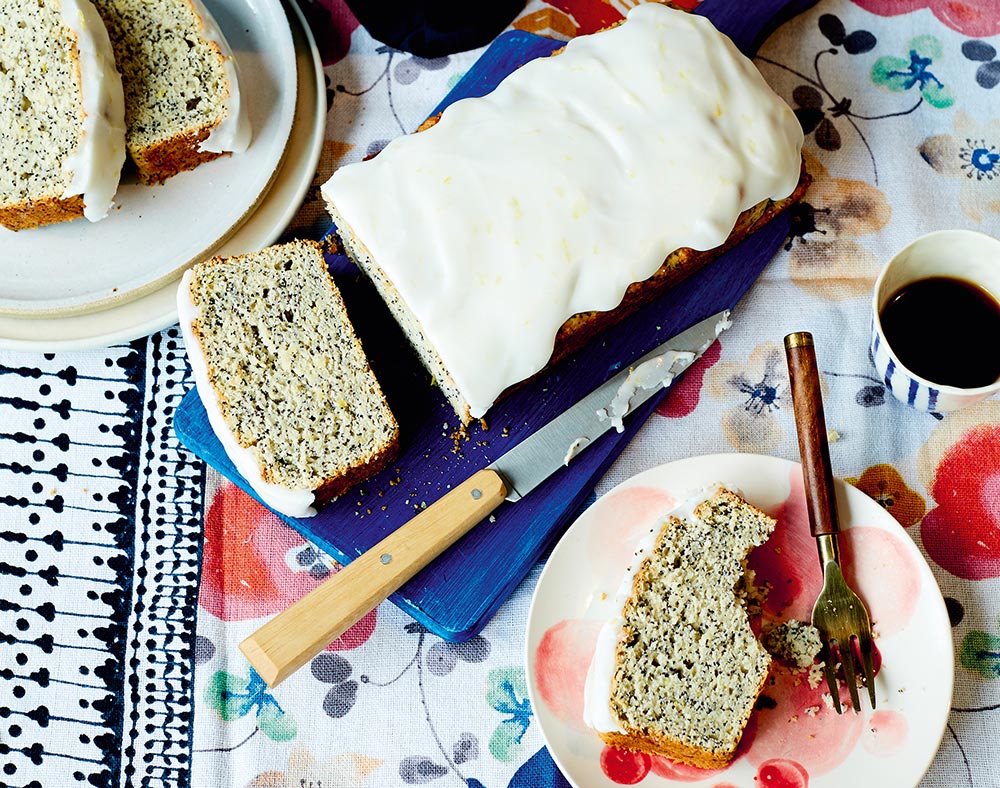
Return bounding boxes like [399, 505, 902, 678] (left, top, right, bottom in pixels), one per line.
[177, 241, 399, 518]
[91, 0, 250, 184]
[0, 0, 125, 231]
[582, 486, 776, 768]
[323, 3, 805, 423]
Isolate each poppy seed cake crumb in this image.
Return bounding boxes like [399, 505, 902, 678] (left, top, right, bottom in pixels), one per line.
[186, 240, 399, 499]
[0, 0, 123, 230]
[91, 0, 238, 184]
[763, 619, 823, 669]
[601, 490, 776, 769]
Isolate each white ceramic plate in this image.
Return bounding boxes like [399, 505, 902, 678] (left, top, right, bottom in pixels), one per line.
[526, 453, 953, 788]
[0, 0, 297, 317]
[0, 0, 324, 351]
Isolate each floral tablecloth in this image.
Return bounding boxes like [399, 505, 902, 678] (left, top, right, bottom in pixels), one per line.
[1, 0, 999, 786]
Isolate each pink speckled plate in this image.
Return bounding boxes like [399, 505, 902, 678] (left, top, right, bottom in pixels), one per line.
[525, 453, 952, 788]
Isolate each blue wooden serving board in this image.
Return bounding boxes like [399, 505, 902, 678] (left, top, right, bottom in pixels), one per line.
[174, 0, 812, 641]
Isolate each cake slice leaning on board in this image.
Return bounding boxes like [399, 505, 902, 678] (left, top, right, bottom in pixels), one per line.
[322, 2, 805, 424]
[0, 0, 125, 231]
[91, 0, 250, 184]
[177, 241, 400, 518]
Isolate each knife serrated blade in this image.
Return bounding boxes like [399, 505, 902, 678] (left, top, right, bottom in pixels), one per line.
[489, 309, 731, 501]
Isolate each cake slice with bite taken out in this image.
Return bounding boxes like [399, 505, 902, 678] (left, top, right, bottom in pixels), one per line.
[583, 486, 776, 768]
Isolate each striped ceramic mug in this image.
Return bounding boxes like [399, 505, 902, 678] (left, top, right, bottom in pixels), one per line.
[871, 229, 1000, 413]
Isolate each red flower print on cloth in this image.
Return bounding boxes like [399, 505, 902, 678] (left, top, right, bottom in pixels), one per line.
[917, 402, 1000, 580]
[539, 0, 699, 36]
[200, 482, 376, 648]
[851, 0, 1000, 37]
[655, 340, 722, 418]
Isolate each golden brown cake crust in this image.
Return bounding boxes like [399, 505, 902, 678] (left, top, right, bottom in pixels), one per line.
[597, 729, 738, 770]
[313, 436, 400, 503]
[131, 126, 226, 185]
[547, 166, 810, 365]
[0, 195, 86, 232]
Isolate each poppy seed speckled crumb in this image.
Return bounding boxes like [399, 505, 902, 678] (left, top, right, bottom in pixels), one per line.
[599, 490, 776, 769]
[185, 240, 400, 501]
[91, 0, 244, 184]
[0, 0, 124, 230]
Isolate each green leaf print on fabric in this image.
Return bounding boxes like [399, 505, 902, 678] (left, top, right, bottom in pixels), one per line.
[486, 667, 533, 762]
[960, 628, 1000, 680]
[204, 668, 298, 741]
[871, 35, 955, 107]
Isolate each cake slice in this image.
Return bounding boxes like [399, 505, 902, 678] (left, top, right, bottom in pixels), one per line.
[177, 240, 399, 518]
[92, 0, 250, 184]
[583, 487, 776, 769]
[0, 0, 125, 231]
[322, 3, 805, 424]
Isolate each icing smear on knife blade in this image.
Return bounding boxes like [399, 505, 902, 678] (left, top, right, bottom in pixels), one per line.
[594, 310, 732, 435]
[491, 310, 733, 500]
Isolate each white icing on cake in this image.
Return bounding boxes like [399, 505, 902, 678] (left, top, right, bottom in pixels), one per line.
[322, 4, 802, 419]
[188, 0, 251, 154]
[177, 270, 316, 518]
[582, 484, 725, 733]
[59, 0, 126, 221]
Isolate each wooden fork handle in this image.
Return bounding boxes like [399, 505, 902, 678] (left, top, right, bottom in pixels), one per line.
[240, 468, 508, 687]
[784, 332, 841, 538]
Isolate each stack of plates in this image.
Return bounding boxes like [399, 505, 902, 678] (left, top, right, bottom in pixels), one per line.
[0, 0, 326, 351]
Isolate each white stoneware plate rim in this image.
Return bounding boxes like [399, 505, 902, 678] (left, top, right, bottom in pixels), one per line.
[0, 0, 324, 351]
[0, 0, 297, 316]
[525, 452, 953, 788]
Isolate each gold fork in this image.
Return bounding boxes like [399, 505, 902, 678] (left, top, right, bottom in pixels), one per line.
[784, 332, 877, 714]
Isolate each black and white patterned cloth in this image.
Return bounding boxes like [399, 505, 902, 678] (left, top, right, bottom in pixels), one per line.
[0, 329, 202, 788]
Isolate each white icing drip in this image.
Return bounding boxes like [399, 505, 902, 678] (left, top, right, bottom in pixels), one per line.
[597, 350, 694, 433]
[562, 436, 590, 466]
[322, 5, 802, 419]
[59, 0, 126, 221]
[188, 0, 251, 154]
[176, 271, 316, 518]
[582, 483, 726, 733]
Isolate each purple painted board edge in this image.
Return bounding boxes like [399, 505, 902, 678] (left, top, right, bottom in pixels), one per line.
[174, 2, 809, 640]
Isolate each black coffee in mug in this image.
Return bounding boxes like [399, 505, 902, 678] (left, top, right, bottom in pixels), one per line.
[344, 0, 526, 57]
[879, 276, 1000, 389]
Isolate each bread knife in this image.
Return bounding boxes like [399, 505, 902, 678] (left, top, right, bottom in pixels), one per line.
[240, 310, 731, 686]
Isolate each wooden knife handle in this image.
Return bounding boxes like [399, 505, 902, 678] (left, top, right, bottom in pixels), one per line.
[240, 468, 508, 687]
[784, 332, 840, 538]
